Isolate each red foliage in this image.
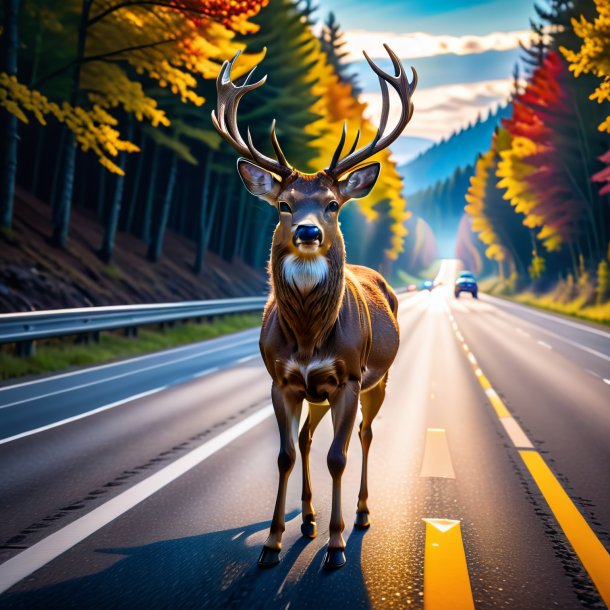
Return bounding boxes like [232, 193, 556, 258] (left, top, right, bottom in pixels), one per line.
[592, 150, 610, 196]
[503, 51, 585, 245]
[186, 0, 269, 27]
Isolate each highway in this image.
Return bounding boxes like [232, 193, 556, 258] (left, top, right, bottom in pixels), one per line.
[0, 259, 609, 609]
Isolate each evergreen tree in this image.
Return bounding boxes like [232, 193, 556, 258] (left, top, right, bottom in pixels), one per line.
[319, 11, 361, 96]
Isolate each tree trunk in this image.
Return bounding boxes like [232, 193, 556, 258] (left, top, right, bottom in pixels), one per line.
[218, 179, 235, 260]
[147, 152, 178, 262]
[52, 0, 93, 247]
[232, 187, 248, 261]
[96, 163, 107, 221]
[0, 0, 22, 231]
[193, 151, 214, 274]
[30, 127, 45, 195]
[99, 118, 132, 263]
[142, 142, 160, 243]
[124, 132, 146, 233]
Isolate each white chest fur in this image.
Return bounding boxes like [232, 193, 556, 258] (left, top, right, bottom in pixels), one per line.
[282, 254, 328, 292]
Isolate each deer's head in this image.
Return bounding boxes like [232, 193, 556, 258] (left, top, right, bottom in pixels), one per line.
[212, 45, 417, 264]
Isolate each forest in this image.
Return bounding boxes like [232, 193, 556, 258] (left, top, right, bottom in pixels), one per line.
[459, 0, 610, 307]
[0, 0, 409, 302]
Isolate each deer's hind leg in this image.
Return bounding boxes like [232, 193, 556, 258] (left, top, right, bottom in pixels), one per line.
[355, 373, 387, 529]
[298, 401, 331, 539]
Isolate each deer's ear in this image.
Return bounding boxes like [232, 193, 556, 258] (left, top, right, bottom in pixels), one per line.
[237, 159, 281, 203]
[338, 162, 381, 200]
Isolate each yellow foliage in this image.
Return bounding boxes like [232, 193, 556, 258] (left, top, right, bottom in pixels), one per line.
[303, 34, 410, 259]
[561, 0, 610, 132]
[1, 0, 266, 172]
[464, 144, 506, 262]
[496, 132, 562, 252]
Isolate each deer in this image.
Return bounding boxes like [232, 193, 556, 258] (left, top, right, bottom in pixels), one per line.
[212, 44, 417, 570]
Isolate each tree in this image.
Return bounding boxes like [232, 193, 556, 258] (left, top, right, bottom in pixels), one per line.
[319, 12, 360, 96]
[0, 0, 21, 231]
[0, 0, 268, 243]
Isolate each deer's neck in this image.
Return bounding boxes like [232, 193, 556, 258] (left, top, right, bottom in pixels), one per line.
[271, 234, 345, 356]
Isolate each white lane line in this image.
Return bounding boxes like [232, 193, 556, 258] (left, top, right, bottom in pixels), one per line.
[0, 387, 167, 446]
[499, 417, 534, 449]
[0, 366, 221, 445]
[0, 337, 257, 410]
[604, 379, 610, 386]
[513, 322, 610, 362]
[194, 367, 219, 379]
[467, 353, 477, 365]
[516, 328, 530, 338]
[419, 428, 456, 479]
[0, 330, 259, 393]
[0, 404, 274, 594]
[585, 369, 600, 379]
[537, 340, 552, 350]
[482, 294, 610, 338]
[237, 355, 257, 364]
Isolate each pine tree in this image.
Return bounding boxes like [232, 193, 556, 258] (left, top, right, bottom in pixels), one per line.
[319, 12, 361, 96]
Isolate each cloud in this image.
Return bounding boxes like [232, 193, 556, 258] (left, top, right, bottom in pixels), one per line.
[361, 78, 514, 141]
[342, 29, 535, 61]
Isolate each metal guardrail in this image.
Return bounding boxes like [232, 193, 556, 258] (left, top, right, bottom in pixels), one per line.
[0, 297, 267, 356]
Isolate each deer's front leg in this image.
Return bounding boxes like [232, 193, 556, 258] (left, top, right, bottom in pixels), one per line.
[325, 380, 359, 569]
[258, 382, 302, 568]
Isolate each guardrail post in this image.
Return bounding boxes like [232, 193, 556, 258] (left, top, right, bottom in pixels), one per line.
[15, 340, 35, 357]
[123, 326, 138, 338]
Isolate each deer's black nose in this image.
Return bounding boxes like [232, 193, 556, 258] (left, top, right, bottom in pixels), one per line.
[294, 224, 322, 245]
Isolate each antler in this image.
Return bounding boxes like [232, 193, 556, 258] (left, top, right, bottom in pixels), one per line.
[211, 50, 293, 179]
[325, 44, 418, 179]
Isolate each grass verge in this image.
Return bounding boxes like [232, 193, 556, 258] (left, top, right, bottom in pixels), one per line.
[503, 292, 610, 327]
[0, 313, 262, 382]
[480, 277, 610, 328]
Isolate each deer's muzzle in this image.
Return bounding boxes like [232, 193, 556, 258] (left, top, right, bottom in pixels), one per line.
[293, 224, 322, 247]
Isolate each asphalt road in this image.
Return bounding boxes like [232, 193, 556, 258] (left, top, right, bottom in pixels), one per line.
[0, 260, 609, 609]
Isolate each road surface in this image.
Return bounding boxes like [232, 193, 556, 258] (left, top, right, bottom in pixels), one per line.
[0, 259, 609, 609]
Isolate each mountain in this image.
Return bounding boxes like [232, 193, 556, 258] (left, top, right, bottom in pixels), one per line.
[398, 103, 512, 194]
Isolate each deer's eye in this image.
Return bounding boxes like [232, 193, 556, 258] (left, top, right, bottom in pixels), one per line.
[326, 200, 339, 214]
[279, 201, 292, 214]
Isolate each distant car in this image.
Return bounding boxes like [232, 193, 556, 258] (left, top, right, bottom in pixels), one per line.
[419, 280, 434, 291]
[455, 271, 478, 298]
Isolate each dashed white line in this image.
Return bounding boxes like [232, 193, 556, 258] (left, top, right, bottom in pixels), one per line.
[0, 365, 223, 445]
[0, 331, 258, 393]
[537, 340, 552, 350]
[0, 387, 167, 446]
[0, 337, 257, 410]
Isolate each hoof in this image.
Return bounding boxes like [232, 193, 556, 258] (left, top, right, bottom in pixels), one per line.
[258, 547, 280, 568]
[354, 511, 370, 529]
[301, 520, 317, 539]
[323, 548, 346, 570]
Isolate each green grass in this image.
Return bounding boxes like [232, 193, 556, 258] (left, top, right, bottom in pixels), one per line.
[504, 292, 610, 327]
[0, 313, 262, 381]
[483, 278, 610, 327]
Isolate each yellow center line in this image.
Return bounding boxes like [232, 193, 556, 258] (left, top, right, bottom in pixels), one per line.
[484, 387, 511, 418]
[520, 450, 610, 607]
[423, 519, 475, 610]
[448, 309, 610, 606]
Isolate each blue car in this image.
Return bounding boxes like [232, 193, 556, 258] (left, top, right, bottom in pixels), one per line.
[455, 271, 478, 298]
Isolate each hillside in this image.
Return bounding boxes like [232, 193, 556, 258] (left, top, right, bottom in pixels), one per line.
[0, 189, 266, 313]
[398, 104, 512, 194]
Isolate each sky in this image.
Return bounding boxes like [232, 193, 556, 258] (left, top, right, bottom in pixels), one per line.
[313, 0, 540, 164]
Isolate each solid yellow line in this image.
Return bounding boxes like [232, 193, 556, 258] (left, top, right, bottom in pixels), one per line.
[484, 388, 511, 418]
[520, 450, 610, 606]
[423, 519, 475, 610]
